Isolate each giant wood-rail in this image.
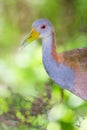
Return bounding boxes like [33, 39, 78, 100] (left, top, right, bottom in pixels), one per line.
[20, 19, 87, 100]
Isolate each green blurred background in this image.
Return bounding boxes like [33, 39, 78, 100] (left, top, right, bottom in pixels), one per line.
[0, 0, 87, 130]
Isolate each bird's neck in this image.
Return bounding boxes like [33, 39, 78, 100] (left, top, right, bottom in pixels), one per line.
[42, 31, 58, 64]
[42, 30, 59, 79]
[42, 31, 74, 90]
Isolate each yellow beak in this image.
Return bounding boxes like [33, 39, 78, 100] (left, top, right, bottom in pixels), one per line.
[20, 28, 40, 49]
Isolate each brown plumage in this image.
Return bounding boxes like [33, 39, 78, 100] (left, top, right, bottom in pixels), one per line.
[63, 48, 87, 70]
[51, 39, 87, 99]
[62, 48, 87, 99]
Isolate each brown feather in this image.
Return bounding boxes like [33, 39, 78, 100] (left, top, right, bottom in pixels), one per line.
[62, 48, 87, 70]
[52, 47, 87, 100]
[51, 31, 87, 70]
[62, 48, 87, 100]
[50, 31, 87, 100]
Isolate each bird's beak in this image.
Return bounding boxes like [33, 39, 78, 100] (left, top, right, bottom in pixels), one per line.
[20, 28, 40, 49]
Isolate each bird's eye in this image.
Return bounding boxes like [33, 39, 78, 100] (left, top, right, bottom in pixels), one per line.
[41, 25, 46, 29]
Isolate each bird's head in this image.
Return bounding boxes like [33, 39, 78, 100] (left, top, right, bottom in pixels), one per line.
[20, 19, 53, 49]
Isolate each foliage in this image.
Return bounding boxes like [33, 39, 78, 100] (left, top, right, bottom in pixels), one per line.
[0, 0, 87, 129]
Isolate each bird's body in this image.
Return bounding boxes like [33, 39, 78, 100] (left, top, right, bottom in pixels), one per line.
[42, 32, 87, 99]
[21, 19, 87, 100]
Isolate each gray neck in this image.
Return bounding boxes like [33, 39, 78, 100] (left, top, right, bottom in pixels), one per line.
[42, 34, 58, 77]
[42, 35, 55, 61]
[42, 34, 75, 90]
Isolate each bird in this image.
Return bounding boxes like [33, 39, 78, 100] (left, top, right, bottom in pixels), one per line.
[20, 18, 87, 100]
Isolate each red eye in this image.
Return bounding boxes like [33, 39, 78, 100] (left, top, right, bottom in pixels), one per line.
[41, 25, 46, 29]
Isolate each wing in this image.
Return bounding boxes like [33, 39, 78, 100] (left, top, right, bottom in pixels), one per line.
[62, 48, 87, 100]
[62, 47, 87, 71]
